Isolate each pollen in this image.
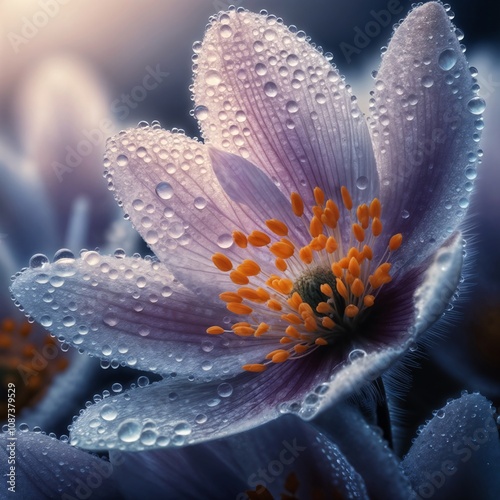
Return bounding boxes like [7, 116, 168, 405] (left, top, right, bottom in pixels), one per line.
[208, 184, 402, 373]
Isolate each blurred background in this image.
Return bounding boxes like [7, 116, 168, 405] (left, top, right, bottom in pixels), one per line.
[0, 0, 498, 452]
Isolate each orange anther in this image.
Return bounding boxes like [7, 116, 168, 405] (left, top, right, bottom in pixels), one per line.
[369, 198, 382, 219]
[299, 246, 313, 264]
[206, 326, 225, 335]
[345, 304, 359, 318]
[321, 317, 335, 329]
[372, 217, 383, 237]
[314, 187, 325, 206]
[281, 313, 302, 325]
[312, 205, 323, 218]
[212, 253, 233, 272]
[362, 245, 373, 260]
[275, 258, 287, 272]
[230, 270, 249, 285]
[357, 204, 370, 229]
[271, 350, 290, 363]
[364, 295, 375, 307]
[278, 278, 294, 295]
[219, 292, 242, 303]
[304, 317, 317, 331]
[351, 278, 365, 297]
[226, 302, 253, 315]
[256, 288, 271, 301]
[294, 344, 309, 355]
[332, 262, 343, 277]
[233, 326, 255, 336]
[348, 257, 361, 278]
[321, 208, 337, 229]
[237, 259, 261, 276]
[320, 283, 333, 297]
[389, 233, 403, 251]
[232, 230, 248, 248]
[280, 337, 293, 344]
[352, 223, 365, 242]
[336, 278, 349, 300]
[325, 236, 338, 254]
[309, 216, 323, 238]
[315, 337, 328, 346]
[265, 219, 289, 236]
[243, 363, 267, 372]
[248, 230, 271, 247]
[326, 199, 340, 221]
[316, 302, 333, 314]
[286, 325, 301, 338]
[267, 299, 283, 311]
[287, 292, 303, 310]
[290, 192, 304, 217]
[237, 287, 262, 301]
[298, 303, 314, 317]
[255, 323, 270, 336]
[341, 186, 353, 210]
[270, 241, 295, 259]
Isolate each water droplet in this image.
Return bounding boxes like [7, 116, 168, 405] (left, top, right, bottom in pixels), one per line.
[438, 48, 458, 70]
[40, 315, 52, 328]
[263, 82, 278, 97]
[355, 176, 368, 190]
[315, 93, 326, 104]
[217, 382, 233, 398]
[217, 233, 233, 249]
[219, 24, 232, 38]
[137, 376, 149, 387]
[194, 105, 209, 121]
[117, 154, 129, 167]
[62, 315, 75, 327]
[205, 70, 222, 86]
[100, 404, 117, 421]
[174, 422, 192, 436]
[401, 209, 410, 219]
[194, 197, 207, 210]
[458, 197, 469, 209]
[435, 409, 445, 419]
[155, 182, 173, 200]
[117, 420, 142, 443]
[29, 254, 49, 269]
[103, 313, 119, 327]
[421, 75, 434, 88]
[54, 249, 75, 261]
[195, 413, 208, 424]
[286, 100, 299, 113]
[112, 383, 123, 393]
[348, 349, 367, 362]
[467, 97, 486, 115]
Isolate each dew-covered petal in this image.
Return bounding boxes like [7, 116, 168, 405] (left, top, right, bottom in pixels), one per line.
[105, 127, 272, 291]
[301, 231, 464, 419]
[0, 431, 120, 499]
[11, 254, 275, 378]
[370, 2, 480, 265]
[70, 349, 345, 452]
[402, 393, 500, 499]
[315, 402, 415, 500]
[194, 10, 378, 208]
[110, 415, 368, 499]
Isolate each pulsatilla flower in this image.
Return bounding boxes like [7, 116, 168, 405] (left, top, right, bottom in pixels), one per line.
[12, 2, 482, 451]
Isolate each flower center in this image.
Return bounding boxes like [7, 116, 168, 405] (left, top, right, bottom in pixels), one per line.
[207, 186, 402, 373]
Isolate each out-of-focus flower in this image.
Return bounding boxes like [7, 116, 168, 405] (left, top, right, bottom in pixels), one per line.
[1, 393, 498, 499]
[12, 2, 482, 452]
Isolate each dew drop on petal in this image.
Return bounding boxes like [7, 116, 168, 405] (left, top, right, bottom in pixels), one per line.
[103, 313, 118, 327]
[217, 233, 233, 249]
[195, 413, 208, 424]
[117, 155, 129, 167]
[264, 82, 278, 97]
[467, 97, 486, 115]
[155, 182, 173, 200]
[194, 197, 207, 210]
[100, 404, 118, 421]
[421, 75, 434, 88]
[194, 105, 209, 121]
[217, 382, 233, 398]
[117, 420, 142, 443]
[205, 70, 222, 86]
[40, 315, 52, 327]
[29, 254, 49, 269]
[348, 349, 367, 362]
[174, 422, 192, 436]
[355, 176, 368, 190]
[438, 48, 458, 70]
[112, 383, 123, 393]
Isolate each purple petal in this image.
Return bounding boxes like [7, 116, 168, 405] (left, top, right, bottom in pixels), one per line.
[194, 10, 378, 208]
[210, 147, 309, 246]
[401, 393, 500, 499]
[104, 128, 269, 291]
[0, 431, 120, 499]
[110, 415, 368, 499]
[11, 255, 274, 378]
[371, 2, 481, 265]
[315, 402, 415, 499]
[70, 352, 344, 451]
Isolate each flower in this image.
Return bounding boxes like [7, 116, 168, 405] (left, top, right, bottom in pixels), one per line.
[11, 2, 481, 451]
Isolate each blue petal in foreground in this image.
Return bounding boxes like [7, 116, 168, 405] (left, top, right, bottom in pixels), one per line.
[401, 393, 500, 499]
[0, 431, 120, 499]
[109, 415, 368, 499]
